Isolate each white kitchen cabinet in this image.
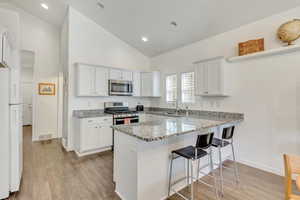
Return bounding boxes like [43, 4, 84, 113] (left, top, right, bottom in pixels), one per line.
[109, 69, 132, 81]
[122, 70, 133, 81]
[95, 67, 109, 96]
[141, 71, 161, 97]
[74, 116, 113, 157]
[76, 64, 109, 96]
[194, 57, 228, 96]
[100, 125, 113, 147]
[109, 69, 123, 80]
[132, 71, 141, 96]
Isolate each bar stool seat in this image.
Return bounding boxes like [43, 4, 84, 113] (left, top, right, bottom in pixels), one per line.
[212, 138, 230, 148]
[172, 146, 208, 160]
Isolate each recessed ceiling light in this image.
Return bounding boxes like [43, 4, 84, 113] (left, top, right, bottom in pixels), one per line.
[141, 37, 148, 42]
[41, 3, 49, 10]
[171, 21, 178, 27]
[97, 1, 105, 9]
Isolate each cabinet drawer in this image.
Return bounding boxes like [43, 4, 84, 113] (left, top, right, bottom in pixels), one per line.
[84, 117, 112, 125]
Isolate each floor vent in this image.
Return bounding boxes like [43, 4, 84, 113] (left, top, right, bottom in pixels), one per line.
[39, 134, 53, 141]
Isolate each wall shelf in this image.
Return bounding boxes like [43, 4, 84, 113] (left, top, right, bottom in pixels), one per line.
[227, 45, 300, 63]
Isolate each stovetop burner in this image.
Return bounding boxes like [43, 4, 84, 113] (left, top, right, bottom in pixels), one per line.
[104, 110, 138, 115]
[104, 102, 139, 117]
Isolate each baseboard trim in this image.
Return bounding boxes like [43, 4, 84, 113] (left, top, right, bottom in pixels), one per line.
[61, 138, 71, 151]
[115, 190, 127, 200]
[237, 158, 283, 176]
[75, 147, 112, 157]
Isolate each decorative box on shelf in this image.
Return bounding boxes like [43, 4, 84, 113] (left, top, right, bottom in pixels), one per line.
[238, 38, 264, 56]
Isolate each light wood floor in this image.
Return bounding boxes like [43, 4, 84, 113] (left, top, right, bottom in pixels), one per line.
[8, 126, 288, 200]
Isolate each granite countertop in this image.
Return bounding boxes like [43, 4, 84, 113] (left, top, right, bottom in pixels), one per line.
[112, 112, 243, 142]
[73, 109, 111, 118]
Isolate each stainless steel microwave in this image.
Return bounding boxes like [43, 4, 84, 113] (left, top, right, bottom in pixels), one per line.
[109, 80, 133, 96]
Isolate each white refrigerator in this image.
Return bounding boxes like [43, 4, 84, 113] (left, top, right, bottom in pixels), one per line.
[0, 68, 23, 199]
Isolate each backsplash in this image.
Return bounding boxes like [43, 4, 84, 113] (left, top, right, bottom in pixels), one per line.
[71, 96, 152, 110]
[150, 96, 228, 112]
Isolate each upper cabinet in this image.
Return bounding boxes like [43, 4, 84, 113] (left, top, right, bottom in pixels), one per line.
[76, 64, 109, 97]
[132, 71, 141, 97]
[141, 71, 161, 97]
[109, 69, 132, 81]
[194, 57, 229, 97]
[76, 63, 160, 98]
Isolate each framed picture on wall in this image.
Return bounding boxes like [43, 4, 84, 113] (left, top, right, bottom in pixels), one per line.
[39, 83, 56, 96]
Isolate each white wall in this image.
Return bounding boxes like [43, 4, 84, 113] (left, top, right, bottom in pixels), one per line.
[0, 3, 61, 140]
[65, 7, 151, 150]
[150, 7, 300, 175]
[21, 68, 33, 83]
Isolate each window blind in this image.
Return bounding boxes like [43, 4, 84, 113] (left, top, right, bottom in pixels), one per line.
[181, 72, 195, 103]
[166, 74, 177, 102]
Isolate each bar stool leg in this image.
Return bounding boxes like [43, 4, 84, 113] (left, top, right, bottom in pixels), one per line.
[190, 159, 194, 200]
[231, 142, 240, 184]
[218, 146, 224, 196]
[187, 159, 190, 186]
[197, 159, 200, 180]
[168, 154, 174, 197]
[209, 148, 219, 199]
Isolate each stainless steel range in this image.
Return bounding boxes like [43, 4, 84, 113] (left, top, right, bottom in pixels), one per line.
[104, 102, 139, 125]
[104, 102, 139, 151]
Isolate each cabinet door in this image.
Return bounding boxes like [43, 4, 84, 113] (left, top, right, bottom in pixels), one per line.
[109, 69, 123, 80]
[132, 72, 141, 96]
[77, 65, 95, 96]
[100, 126, 113, 147]
[95, 67, 109, 96]
[141, 72, 152, 97]
[207, 60, 222, 95]
[195, 63, 207, 95]
[81, 120, 101, 151]
[122, 71, 133, 81]
[152, 71, 160, 97]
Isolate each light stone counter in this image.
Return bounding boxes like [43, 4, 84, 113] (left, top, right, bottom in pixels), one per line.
[112, 111, 243, 142]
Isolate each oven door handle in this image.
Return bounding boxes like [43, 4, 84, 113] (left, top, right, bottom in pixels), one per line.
[115, 117, 139, 122]
[115, 119, 125, 122]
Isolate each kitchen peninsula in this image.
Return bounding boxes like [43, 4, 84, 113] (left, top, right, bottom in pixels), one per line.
[112, 110, 243, 200]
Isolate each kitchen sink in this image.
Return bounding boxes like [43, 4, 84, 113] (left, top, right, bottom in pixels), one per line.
[164, 112, 182, 117]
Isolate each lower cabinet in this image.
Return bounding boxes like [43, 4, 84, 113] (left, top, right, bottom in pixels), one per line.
[74, 116, 113, 157]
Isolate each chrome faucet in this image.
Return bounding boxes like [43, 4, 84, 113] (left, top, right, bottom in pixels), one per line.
[185, 106, 189, 117]
[174, 99, 179, 115]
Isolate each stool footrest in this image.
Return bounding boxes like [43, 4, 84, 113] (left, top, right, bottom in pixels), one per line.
[197, 179, 215, 188]
[213, 162, 237, 171]
[171, 189, 190, 200]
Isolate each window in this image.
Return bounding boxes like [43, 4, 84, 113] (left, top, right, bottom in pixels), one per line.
[181, 72, 195, 103]
[166, 74, 177, 102]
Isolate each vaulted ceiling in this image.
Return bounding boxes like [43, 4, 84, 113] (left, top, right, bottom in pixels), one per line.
[1, 0, 300, 57]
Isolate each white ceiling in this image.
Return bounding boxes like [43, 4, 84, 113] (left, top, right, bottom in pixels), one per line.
[1, 0, 300, 57]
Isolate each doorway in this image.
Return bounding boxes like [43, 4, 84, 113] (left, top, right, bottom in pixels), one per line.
[20, 50, 35, 128]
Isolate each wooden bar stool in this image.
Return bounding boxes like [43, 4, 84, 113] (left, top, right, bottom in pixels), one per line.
[212, 126, 239, 195]
[284, 154, 300, 200]
[168, 132, 219, 200]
